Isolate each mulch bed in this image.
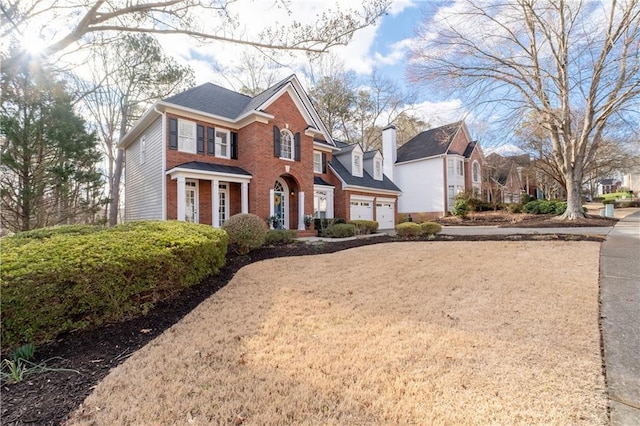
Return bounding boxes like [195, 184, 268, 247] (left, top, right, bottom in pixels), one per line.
[436, 212, 618, 228]
[1, 221, 612, 425]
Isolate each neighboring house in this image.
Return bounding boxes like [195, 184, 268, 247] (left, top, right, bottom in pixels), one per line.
[383, 122, 485, 218]
[598, 178, 622, 195]
[328, 141, 401, 229]
[119, 74, 400, 232]
[485, 153, 536, 203]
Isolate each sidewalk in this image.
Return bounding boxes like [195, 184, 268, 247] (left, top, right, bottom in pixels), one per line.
[600, 210, 640, 425]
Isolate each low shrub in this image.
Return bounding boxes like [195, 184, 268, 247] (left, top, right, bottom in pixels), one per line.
[264, 229, 297, 245]
[506, 203, 523, 214]
[523, 199, 567, 215]
[420, 222, 442, 236]
[10, 224, 102, 241]
[395, 222, 421, 238]
[1, 221, 228, 350]
[222, 213, 268, 254]
[602, 199, 615, 205]
[347, 220, 378, 235]
[322, 223, 355, 238]
[452, 199, 470, 218]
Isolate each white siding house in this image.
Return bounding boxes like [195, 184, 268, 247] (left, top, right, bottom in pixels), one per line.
[396, 157, 445, 214]
[124, 116, 164, 221]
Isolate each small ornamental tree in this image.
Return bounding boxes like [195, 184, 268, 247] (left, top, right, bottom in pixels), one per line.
[222, 213, 268, 254]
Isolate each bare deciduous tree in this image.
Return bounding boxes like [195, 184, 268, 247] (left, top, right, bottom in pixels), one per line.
[410, 0, 640, 219]
[1, 0, 390, 70]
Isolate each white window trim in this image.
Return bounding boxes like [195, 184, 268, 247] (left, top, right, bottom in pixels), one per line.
[472, 160, 481, 183]
[215, 128, 230, 159]
[457, 159, 464, 176]
[313, 184, 334, 218]
[280, 128, 294, 161]
[313, 151, 322, 173]
[374, 158, 383, 180]
[352, 152, 363, 177]
[178, 119, 196, 154]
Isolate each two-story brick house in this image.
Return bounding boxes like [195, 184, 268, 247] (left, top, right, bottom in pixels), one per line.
[119, 75, 400, 232]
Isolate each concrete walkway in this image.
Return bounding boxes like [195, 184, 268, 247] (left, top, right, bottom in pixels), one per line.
[600, 210, 640, 425]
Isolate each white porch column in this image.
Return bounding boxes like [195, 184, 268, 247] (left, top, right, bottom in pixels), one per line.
[212, 179, 220, 228]
[269, 188, 275, 229]
[241, 182, 249, 214]
[176, 176, 186, 221]
[327, 190, 334, 218]
[298, 191, 305, 231]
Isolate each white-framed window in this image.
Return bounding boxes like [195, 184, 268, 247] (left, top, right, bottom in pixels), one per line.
[218, 183, 228, 227]
[448, 158, 454, 176]
[280, 129, 294, 160]
[353, 152, 363, 177]
[216, 129, 230, 158]
[472, 161, 480, 183]
[374, 158, 383, 180]
[178, 119, 196, 153]
[314, 190, 327, 218]
[139, 135, 146, 165]
[457, 160, 464, 176]
[313, 151, 322, 173]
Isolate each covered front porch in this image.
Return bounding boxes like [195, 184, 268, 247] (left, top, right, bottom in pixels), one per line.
[167, 162, 251, 227]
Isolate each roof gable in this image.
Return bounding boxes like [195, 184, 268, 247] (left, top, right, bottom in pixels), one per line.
[397, 121, 464, 163]
[163, 83, 251, 120]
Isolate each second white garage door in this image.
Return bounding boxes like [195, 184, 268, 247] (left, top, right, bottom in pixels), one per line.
[350, 199, 373, 221]
[376, 201, 395, 229]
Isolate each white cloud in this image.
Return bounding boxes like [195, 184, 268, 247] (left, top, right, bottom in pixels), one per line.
[410, 99, 471, 127]
[388, 0, 418, 16]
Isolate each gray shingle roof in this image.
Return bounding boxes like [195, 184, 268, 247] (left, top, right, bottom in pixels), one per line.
[163, 84, 252, 119]
[330, 159, 400, 192]
[163, 75, 295, 120]
[314, 176, 334, 186]
[168, 161, 252, 176]
[396, 121, 463, 163]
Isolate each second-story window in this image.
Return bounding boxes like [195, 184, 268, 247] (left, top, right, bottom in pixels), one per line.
[473, 161, 480, 182]
[280, 129, 294, 160]
[216, 129, 230, 158]
[457, 160, 464, 176]
[313, 151, 322, 173]
[178, 119, 196, 153]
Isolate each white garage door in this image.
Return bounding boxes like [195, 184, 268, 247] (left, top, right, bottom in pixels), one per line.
[350, 200, 373, 220]
[376, 201, 395, 229]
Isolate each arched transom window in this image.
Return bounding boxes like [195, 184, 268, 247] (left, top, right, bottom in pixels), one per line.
[280, 129, 294, 160]
[472, 161, 481, 183]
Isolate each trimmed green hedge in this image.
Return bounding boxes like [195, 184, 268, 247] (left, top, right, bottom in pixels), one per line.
[1, 221, 228, 350]
[264, 229, 297, 245]
[396, 222, 422, 237]
[523, 199, 567, 215]
[419, 222, 442, 236]
[322, 223, 356, 238]
[347, 220, 379, 235]
[222, 213, 268, 254]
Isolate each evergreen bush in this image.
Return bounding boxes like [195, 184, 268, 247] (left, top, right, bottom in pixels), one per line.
[322, 223, 356, 238]
[1, 221, 228, 350]
[347, 220, 379, 235]
[264, 229, 297, 245]
[395, 222, 422, 237]
[419, 222, 442, 236]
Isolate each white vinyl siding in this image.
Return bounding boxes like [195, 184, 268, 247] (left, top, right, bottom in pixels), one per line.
[125, 117, 164, 221]
[395, 157, 446, 214]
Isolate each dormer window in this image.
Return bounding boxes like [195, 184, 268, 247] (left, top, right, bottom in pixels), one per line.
[374, 158, 383, 181]
[353, 152, 363, 177]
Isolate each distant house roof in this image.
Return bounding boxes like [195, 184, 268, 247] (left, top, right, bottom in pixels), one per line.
[330, 159, 401, 192]
[396, 121, 463, 163]
[167, 161, 251, 176]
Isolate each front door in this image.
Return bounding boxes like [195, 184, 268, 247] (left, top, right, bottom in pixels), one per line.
[185, 180, 198, 223]
[273, 179, 288, 229]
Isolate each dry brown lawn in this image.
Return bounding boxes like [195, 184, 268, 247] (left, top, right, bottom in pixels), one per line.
[67, 241, 607, 425]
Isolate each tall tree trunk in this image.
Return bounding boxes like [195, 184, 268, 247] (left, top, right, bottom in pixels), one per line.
[561, 167, 584, 219]
[109, 149, 124, 226]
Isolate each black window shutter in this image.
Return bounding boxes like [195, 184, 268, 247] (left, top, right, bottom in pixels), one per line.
[322, 153, 327, 173]
[294, 132, 301, 161]
[273, 125, 280, 157]
[169, 118, 178, 150]
[207, 127, 215, 156]
[197, 125, 204, 154]
[231, 132, 238, 159]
